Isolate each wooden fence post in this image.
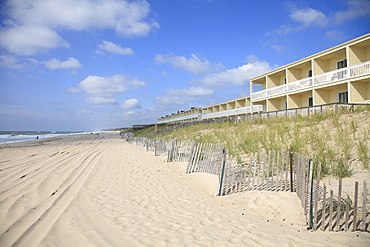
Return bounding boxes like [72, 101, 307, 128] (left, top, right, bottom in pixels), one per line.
[218, 148, 227, 196]
[361, 181, 367, 231]
[353, 181, 359, 231]
[313, 162, 321, 231]
[290, 152, 293, 192]
[267, 151, 271, 189]
[308, 159, 314, 229]
[345, 201, 349, 231]
[329, 190, 334, 231]
[321, 184, 327, 231]
[154, 138, 157, 156]
[336, 178, 342, 231]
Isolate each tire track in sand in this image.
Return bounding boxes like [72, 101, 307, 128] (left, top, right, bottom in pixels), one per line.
[0, 136, 101, 187]
[0, 141, 102, 202]
[0, 139, 113, 247]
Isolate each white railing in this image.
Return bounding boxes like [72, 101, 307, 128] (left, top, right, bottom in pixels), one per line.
[158, 113, 200, 123]
[202, 106, 252, 120]
[236, 106, 251, 114]
[201, 105, 263, 120]
[251, 60, 370, 101]
[252, 105, 263, 112]
[202, 112, 219, 119]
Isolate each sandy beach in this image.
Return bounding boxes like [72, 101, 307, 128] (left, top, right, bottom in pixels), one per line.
[0, 132, 369, 246]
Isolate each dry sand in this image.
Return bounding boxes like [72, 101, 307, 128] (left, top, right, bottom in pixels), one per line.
[0, 132, 369, 246]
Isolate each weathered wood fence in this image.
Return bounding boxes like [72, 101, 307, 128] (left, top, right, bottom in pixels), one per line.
[306, 161, 369, 231]
[120, 133, 369, 232]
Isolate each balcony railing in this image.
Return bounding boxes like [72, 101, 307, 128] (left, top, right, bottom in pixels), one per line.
[252, 105, 263, 112]
[202, 106, 251, 119]
[158, 113, 200, 123]
[201, 105, 263, 120]
[251, 60, 370, 101]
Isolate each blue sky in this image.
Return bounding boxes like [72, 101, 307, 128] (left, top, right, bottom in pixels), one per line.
[1, 0, 369, 131]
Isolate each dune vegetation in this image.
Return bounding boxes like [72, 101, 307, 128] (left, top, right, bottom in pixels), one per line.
[149, 106, 370, 179]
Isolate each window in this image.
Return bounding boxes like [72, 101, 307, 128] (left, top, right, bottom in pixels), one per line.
[308, 97, 313, 107]
[338, 91, 348, 104]
[284, 78, 287, 84]
[337, 59, 347, 69]
[307, 70, 312, 77]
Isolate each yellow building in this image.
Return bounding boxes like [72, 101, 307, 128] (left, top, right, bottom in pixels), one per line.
[250, 33, 370, 113]
[201, 96, 262, 121]
[158, 33, 370, 124]
[157, 107, 202, 124]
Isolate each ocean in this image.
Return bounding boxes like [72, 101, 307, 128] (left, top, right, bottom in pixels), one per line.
[0, 131, 90, 144]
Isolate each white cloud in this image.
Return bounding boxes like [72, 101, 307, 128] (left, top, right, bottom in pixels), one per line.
[98, 40, 134, 55]
[5, 71, 20, 79]
[154, 86, 213, 106]
[68, 74, 146, 105]
[290, 8, 328, 28]
[268, 7, 328, 37]
[43, 57, 83, 69]
[0, 25, 69, 56]
[166, 87, 213, 96]
[268, 1, 369, 40]
[195, 61, 272, 88]
[334, 0, 370, 24]
[0, 55, 23, 69]
[85, 97, 117, 105]
[161, 71, 169, 77]
[270, 44, 285, 53]
[155, 53, 224, 75]
[120, 98, 141, 109]
[0, 55, 41, 71]
[154, 59, 272, 106]
[268, 25, 292, 36]
[75, 109, 92, 115]
[154, 95, 189, 106]
[325, 30, 346, 41]
[0, 0, 158, 55]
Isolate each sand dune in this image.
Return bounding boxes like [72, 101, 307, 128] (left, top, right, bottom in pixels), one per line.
[0, 132, 369, 246]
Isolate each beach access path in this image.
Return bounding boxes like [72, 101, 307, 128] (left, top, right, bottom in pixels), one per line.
[0, 132, 369, 246]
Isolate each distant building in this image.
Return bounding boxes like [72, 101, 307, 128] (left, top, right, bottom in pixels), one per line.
[158, 33, 370, 124]
[157, 107, 202, 124]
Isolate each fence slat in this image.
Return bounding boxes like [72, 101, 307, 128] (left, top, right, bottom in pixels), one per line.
[353, 181, 359, 231]
[361, 181, 367, 231]
[321, 184, 327, 231]
[345, 201, 349, 231]
[313, 162, 321, 231]
[284, 151, 289, 191]
[337, 178, 342, 232]
[267, 151, 271, 190]
[308, 160, 314, 229]
[329, 190, 334, 231]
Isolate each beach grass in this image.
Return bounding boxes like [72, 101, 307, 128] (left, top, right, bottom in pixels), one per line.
[136, 107, 370, 178]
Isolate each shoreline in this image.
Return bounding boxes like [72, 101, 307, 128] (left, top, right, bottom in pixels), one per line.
[0, 132, 369, 246]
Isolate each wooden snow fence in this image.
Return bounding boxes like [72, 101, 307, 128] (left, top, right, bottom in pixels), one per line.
[304, 161, 369, 232]
[185, 142, 225, 175]
[315, 180, 369, 232]
[121, 134, 172, 157]
[167, 140, 195, 162]
[219, 151, 297, 196]
[122, 136, 369, 232]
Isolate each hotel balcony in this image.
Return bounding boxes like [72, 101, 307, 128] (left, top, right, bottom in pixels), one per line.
[251, 60, 370, 101]
[201, 105, 263, 120]
[158, 113, 201, 124]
